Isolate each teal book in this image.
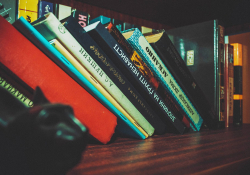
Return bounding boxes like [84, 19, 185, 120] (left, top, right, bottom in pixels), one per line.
[122, 28, 203, 131]
[13, 16, 146, 139]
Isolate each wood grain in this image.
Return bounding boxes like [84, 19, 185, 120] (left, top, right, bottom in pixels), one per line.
[67, 125, 250, 175]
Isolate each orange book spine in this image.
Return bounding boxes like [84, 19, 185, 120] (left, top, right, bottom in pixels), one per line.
[0, 16, 117, 144]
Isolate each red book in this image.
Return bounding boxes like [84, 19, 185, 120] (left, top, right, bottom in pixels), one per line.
[0, 16, 117, 144]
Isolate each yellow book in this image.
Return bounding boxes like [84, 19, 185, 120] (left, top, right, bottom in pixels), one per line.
[18, 0, 39, 23]
[50, 39, 149, 138]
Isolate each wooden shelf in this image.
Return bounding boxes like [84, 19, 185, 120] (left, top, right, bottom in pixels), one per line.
[67, 124, 250, 175]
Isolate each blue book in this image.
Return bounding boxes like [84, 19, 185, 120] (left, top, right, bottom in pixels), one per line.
[38, 0, 54, 18]
[12, 16, 146, 139]
[122, 28, 203, 131]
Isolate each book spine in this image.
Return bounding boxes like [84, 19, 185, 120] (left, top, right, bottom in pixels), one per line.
[0, 76, 34, 107]
[224, 44, 234, 127]
[85, 23, 186, 134]
[107, 23, 192, 130]
[71, 9, 90, 28]
[38, 0, 54, 18]
[148, 32, 218, 129]
[50, 39, 147, 139]
[31, 13, 154, 136]
[231, 43, 243, 126]
[13, 16, 146, 139]
[218, 25, 225, 123]
[125, 29, 202, 131]
[18, 0, 39, 23]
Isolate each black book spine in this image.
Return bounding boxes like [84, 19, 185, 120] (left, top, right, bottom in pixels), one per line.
[107, 23, 193, 131]
[150, 32, 219, 129]
[64, 17, 166, 134]
[86, 22, 186, 134]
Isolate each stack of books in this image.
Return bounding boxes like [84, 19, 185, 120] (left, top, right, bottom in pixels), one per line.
[0, 11, 220, 144]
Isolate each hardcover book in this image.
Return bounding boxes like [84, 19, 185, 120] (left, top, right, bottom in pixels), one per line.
[0, 16, 117, 144]
[224, 44, 234, 127]
[231, 43, 243, 126]
[18, 0, 39, 23]
[166, 20, 225, 129]
[84, 21, 187, 134]
[65, 16, 166, 135]
[122, 28, 202, 131]
[31, 12, 154, 136]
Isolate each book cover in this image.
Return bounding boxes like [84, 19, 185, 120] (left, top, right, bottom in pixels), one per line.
[84, 21, 187, 134]
[71, 8, 90, 28]
[0, 0, 17, 24]
[65, 16, 166, 135]
[231, 43, 243, 126]
[166, 20, 225, 129]
[49, 39, 147, 139]
[0, 16, 117, 144]
[38, 0, 53, 18]
[18, 0, 39, 23]
[13, 16, 146, 140]
[224, 44, 234, 127]
[122, 28, 202, 131]
[107, 22, 192, 130]
[31, 12, 154, 136]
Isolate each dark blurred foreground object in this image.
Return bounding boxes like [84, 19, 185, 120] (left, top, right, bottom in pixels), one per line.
[0, 86, 88, 175]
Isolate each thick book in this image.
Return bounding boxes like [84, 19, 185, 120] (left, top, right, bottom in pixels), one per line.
[13, 16, 147, 140]
[65, 16, 166, 134]
[0, 0, 17, 24]
[231, 43, 243, 126]
[71, 9, 90, 28]
[107, 22, 192, 130]
[84, 21, 187, 134]
[18, 0, 39, 23]
[49, 39, 148, 139]
[123, 28, 203, 131]
[38, 0, 54, 18]
[0, 16, 117, 144]
[31, 12, 154, 136]
[165, 20, 225, 129]
[224, 44, 234, 127]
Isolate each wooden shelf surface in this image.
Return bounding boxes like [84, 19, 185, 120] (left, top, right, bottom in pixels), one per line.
[67, 124, 250, 175]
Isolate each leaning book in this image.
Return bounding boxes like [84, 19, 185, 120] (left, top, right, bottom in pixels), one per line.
[0, 16, 117, 144]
